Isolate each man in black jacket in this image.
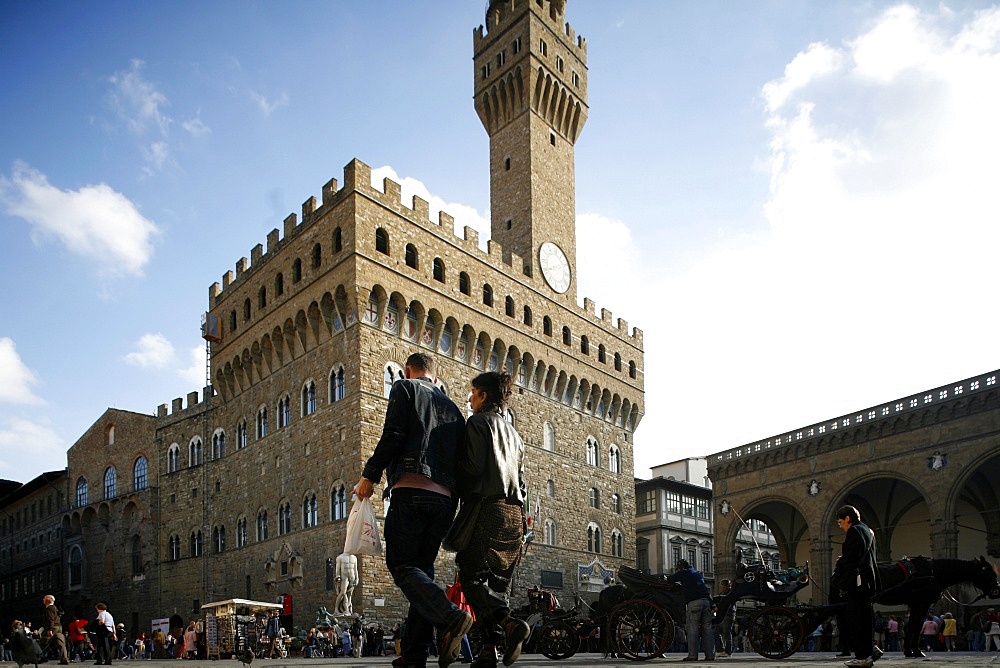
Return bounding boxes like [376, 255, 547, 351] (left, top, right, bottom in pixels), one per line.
[833, 505, 881, 667]
[42, 595, 69, 665]
[354, 352, 472, 668]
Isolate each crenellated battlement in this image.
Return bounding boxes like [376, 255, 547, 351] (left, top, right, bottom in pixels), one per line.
[474, 0, 586, 56]
[207, 158, 639, 344]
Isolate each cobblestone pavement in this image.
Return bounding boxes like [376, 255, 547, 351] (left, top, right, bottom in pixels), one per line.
[59, 652, 1000, 668]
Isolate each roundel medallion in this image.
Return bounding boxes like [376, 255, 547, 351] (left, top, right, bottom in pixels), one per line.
[538, 242, 571, 294]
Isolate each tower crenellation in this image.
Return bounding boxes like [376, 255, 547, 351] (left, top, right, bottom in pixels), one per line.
[207, 159, 641, 345]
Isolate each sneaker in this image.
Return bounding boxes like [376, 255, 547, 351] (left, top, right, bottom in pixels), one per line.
[438, 611, 474, 668]
[501, 618, 530, 666]
[872, 646, 884, 662]
[844, 659, 873, 667]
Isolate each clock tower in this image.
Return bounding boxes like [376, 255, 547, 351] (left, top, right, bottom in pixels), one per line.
[474, 0, 587, 298]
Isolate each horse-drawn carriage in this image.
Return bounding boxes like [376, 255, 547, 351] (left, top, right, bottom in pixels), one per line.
[606, 560, 809, 660]
[602, 556, 999, 661]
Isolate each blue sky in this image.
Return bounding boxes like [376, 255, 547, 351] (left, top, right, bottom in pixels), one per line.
[2, 1, 999, 484]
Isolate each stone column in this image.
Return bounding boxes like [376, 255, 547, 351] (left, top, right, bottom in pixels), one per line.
[929, 520, 959, 559]
[810, 535, 835, 605]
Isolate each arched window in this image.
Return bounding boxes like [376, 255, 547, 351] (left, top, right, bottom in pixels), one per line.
[542, 422, 554, 451]
[331, 484, 347, 520]
[580, 336, 589, 355]
[256, 510, 269, 541]
[543, 316, 552, 336]
[133, 456, 148, 490]
[237, 518, 248, 548]
[293, 258, 302, 282]
[629, 360, 637, 379]
[375, 228, 390, 254]
[275, 273, 284, 296]
[258, 286, 267, 309]
[611, 493, 621, 514]
[213, 526, 226, 553]
[405, 243, 418, 269]
[167, 444, 180, 473]
[589, 488, 600, 509]
[586, 437, 599, 467]
[609, 445, 622, 474]
[523, 306, 532, 326]
[587, 523, 602, 554]
[257, 406, 269, 438]
[277, 395, 291, 428]
[330, 366, 346, 402]
[168, 534, 181, 561]
[189, 437, 203, 467]
[76, 477, 88, 507]
[303, 494, 318, 528]
[547, 479, 555, 497]
[237, 420, 248, 449]
[614, 352, 622, 372]
[68, 545, 83, 585]
[279, 502, 292, 535]
[459, 272, 471, 295]
[433, 257, 445, 282]
[598, 344, 607, 364]
[243, 298, 251, 320]
[190, 530, 203, 557]
[229, 310, 237, 332]
[505, 296, 514, 317]
[312, 242, 322, 268]
[104, 467, 117, 500]
[212, 430, 226, 460]
[384, 362, 404, 398]
[333, 227, 343, 252]
[544, 519, 557, 546]
[611, 529, 623, 557]
[107, 424, 115, 445]
[483, 284, 493, 306]
[562, 326, 572, 346]
[302, 381, 317, 416]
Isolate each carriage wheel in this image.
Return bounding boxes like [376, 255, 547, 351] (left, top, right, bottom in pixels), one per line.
[747, 606, 805, 660]
[609, 599, 674, 661]
[538, 620, 581, 660]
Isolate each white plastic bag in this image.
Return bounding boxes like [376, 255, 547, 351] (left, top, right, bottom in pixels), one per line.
[343, 497, 382, 555]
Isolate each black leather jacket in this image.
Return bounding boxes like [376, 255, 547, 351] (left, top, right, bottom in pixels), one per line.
[456, 407, 526, 504]
[362, 377, 466, 492]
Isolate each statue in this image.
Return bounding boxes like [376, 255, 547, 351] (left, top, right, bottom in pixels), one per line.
[314, 606, 336, 629]
[334, 553, 358, 616]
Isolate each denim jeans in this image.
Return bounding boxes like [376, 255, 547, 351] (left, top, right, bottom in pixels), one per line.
[384, 488, 462, 664]
[685, 598, 714, 659]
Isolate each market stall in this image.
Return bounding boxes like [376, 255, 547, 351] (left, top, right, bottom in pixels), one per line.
[201, 598, 284, 659]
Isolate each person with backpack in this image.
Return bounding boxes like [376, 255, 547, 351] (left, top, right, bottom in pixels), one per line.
[873, 613, 887, 649]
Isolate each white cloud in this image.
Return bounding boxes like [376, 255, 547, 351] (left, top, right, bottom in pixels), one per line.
[183, 117, 212, 136]
[250, 90, 290, 117]
[178, 345, 208, 388]
[125, 334, 206, 388]
[625, 3, 1000, 476]
[0, 162, 161, 278]
[370, 166, 491, 245]
[124, 333, 175, 369]
[108, 59, 171, 137]
[0, 417, 64, 482]
[0, 338, 44, 405]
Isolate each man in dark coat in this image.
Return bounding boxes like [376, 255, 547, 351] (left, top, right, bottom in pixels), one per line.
[833, 505, 881, 667]
[42, 595, 69, 665]
[354, 352, 472, 668]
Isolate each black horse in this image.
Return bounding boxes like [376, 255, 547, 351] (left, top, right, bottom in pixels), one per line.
[871, 556, 999, 657]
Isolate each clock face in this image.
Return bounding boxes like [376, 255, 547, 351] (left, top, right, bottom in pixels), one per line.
[539, 242, 571, 294]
